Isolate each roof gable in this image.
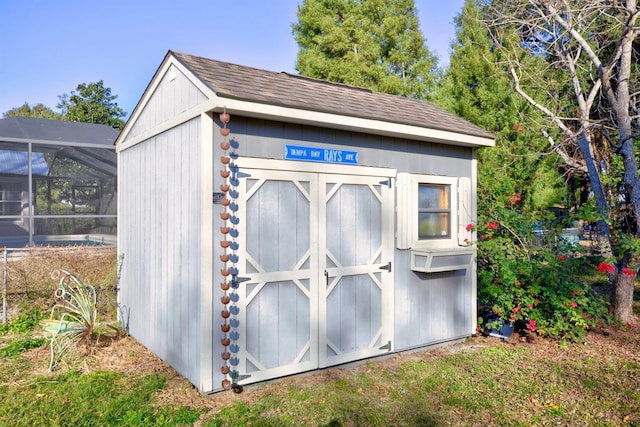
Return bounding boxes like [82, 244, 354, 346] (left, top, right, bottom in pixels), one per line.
[118, 50, 494, 148]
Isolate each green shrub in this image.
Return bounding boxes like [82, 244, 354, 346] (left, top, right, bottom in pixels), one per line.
[474, 205, 610, 342]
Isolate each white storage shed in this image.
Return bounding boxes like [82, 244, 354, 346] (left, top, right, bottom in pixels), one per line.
[116, 51, 494, 393]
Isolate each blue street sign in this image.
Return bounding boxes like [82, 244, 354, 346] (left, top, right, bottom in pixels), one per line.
[284, 144, 358, 165]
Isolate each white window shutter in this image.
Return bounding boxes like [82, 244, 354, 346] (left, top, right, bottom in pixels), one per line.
[396, 173, 411, 249]
[457, 177, 472, 246]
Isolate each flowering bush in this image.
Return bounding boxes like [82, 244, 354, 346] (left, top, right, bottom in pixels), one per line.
[474, 202, 610, 342]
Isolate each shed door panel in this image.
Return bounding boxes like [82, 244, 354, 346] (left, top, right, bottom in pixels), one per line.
[238, 170, 318, 383]
[319, 175, 394, 367]
[236, 169, 393, 383]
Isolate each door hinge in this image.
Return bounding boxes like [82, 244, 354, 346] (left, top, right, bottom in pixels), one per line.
[379, 261, 392, 272]
[231, 276, 251, 289]
[379, 340, 391, 351]
[230, 372, 251, 381]
[379, 178, 392, 188]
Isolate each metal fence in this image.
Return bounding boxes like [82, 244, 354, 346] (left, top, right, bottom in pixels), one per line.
[1, 245, 117, 324]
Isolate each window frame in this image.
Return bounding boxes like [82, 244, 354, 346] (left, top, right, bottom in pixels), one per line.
[417, 182, 452, 240]
[0, 178, 27, 222]
[410, 174, 458, 249]
[397, 173, 472, 250]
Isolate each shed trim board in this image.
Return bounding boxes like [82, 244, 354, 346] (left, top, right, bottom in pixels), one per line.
[199, 112, 215, 392]
[235, 157, 396, 177]
[116, 100, 217, 152]
[117, 94, 493, 152]
[209, 97, 494, 148]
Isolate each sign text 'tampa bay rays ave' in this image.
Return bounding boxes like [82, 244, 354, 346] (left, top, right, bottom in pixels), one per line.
[284, 144, 358, 165]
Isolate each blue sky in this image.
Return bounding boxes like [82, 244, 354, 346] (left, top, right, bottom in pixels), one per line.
[0, 0, 464, 118]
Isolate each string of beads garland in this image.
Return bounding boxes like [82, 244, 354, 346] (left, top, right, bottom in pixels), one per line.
[218, 108, 242, 392]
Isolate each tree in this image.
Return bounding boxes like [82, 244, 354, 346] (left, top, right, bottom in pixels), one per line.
[3, 102, 62, 120]
[432, 0, 566, 218]
[483, 0, 640, 324]
[57, 80, 126, 129]
[292, 0, 437, 98]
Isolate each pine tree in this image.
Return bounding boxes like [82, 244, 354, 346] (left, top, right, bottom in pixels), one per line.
[292, 0, 437, 99]
[432, 0, 565, 216]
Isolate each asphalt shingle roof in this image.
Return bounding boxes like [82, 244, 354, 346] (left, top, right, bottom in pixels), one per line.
[171, 51, 494, 140]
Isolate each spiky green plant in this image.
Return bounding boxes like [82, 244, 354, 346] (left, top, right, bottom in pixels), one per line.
[42, 270, 97, 371]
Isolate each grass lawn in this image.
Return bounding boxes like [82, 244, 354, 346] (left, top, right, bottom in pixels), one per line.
[0, 324, 638, 426]
[1, 248, 639, 426]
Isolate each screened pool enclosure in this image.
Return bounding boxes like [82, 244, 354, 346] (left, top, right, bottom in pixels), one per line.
[0, 117, 118, 247]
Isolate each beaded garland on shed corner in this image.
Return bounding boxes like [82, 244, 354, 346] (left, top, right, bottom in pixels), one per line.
[217, 110, 243, 393]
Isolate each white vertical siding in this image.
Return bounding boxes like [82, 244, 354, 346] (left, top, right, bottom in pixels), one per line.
[393, 250, 472, 350]
[118, 118, 203, 386]
[119, 111, 476, 393]
[127, 67, 208, 140]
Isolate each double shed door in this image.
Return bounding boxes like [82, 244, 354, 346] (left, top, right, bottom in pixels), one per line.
[236, 168, 394, 383]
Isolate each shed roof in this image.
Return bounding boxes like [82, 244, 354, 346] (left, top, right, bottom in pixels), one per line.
[0, 117, 119, 147]
[171, 51, 494, 142]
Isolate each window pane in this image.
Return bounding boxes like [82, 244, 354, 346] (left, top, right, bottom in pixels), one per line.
[418, 212, 450, 238]
[418, 183, 451, 239]
[0, 182, 25, 216]
[32, 144, 117, 217]
[418, 184, 449, 209]
[0, 144, 30, 218]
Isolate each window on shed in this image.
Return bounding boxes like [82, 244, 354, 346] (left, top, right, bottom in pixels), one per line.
[418, 183, 450, 239]
[397, 173, 472, 250]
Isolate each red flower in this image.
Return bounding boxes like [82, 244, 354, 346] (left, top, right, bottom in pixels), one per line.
[509, 193, 521, 205]
[466, 223, 474, 231]
[626, 322, 633, 329]
[597, 262, 615, 273]
[527, 319, 537, 331]
[623, 267, 635, 276]
[528, 303, 534, 309]
[486, 222, 498, 230]
[557, 254, 565, 261]
[570, 301, 577, 308]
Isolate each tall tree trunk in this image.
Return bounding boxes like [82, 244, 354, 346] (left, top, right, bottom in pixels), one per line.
[613, 251, 638, 324]
[575, 133, 612, 257]
[613, 274, 636, 324]
[605, 0, 640, 324]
